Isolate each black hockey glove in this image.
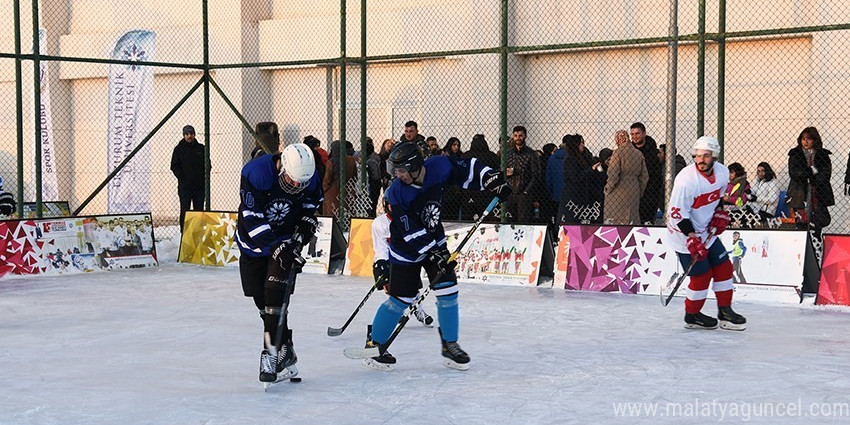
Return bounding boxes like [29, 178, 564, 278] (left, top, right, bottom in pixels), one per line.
[427, 249, 457, 276]
[372, 259, 390, 290]
[482, 169, 512, 202]
[272, 241, 306, 274]
[292, 215, 319, 247]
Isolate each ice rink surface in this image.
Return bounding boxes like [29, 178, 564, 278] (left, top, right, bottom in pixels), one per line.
[3, 262, 850, 425]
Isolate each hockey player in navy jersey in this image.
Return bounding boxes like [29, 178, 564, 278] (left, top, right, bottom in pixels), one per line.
[236, 140, 323, 384]
[364, 141, 511, 371]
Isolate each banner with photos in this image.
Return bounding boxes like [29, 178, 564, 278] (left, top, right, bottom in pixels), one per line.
[0, 213, 157, 278]
[343, 218, 548, 286]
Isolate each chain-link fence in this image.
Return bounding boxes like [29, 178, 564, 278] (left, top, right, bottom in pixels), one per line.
[1, 0, 849, 247]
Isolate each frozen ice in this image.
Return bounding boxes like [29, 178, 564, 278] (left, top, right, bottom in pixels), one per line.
[2, 258, 850, 424]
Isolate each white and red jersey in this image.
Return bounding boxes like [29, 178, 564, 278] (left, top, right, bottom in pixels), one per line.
[666, 162, 729, 253]
[371, 213, 391, 262]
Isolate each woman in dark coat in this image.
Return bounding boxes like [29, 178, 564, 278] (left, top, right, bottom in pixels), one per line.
[442, 137, 464, 221]
[786, 126, 834, 235]
[558, 134, 601, 224]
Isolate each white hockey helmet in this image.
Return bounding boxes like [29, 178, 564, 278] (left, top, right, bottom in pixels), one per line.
[279, 143, 315, 194]
[692, 135, 721, 157]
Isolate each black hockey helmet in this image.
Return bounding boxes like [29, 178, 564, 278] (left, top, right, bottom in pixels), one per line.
[388, 141, 424, 176]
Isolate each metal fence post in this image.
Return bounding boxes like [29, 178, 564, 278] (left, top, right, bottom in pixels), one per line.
[32, 0, 42, 217]
[14, 0, 24, 217]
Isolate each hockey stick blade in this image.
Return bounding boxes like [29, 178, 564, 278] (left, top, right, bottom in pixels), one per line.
[326, 282, 380, 337]
[344, 346, 379, 359]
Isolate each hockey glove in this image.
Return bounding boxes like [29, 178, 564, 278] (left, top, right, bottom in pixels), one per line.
[427, 249, 457, 276]
[708, 210, 731, 235]
[372, 259, 390, 290]
[686, 235, 708, 262]
[292, 215, 319, 247]
[272, 241, 306, 274]
[482, 169, 512, 202]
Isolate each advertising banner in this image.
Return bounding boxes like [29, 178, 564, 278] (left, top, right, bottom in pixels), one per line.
[556, 225, 808, 304]
[0, 213, 157, 278]
[342, 218, 374, 277]
[178, 211, 333, 274]
[446, 222, 547, 286]
[816, 234, 850, 306]
[106, 30, 156, 213]
[344, 218, 549, 286]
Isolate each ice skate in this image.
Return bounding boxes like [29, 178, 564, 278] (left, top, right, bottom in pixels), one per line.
[441, 339, 470, 371]
[413, 305, 434, 327]
[718, 306, 747, 331]
[363, 343, 396, 372]
[684, 312, 718, 330]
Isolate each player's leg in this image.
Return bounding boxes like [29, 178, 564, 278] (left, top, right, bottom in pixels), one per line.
[366, 263, 420, 368]
[239, 255, 276, 381]
[424, 261, 469, 370]
[707, 240, 747, 330]
[261, 257, 297, 380]
[676, 251, 717, 329]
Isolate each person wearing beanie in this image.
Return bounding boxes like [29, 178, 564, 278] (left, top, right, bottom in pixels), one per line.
[170, 124, 208, 230]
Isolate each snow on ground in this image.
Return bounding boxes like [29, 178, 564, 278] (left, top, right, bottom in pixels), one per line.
[2, 262, 850, 425]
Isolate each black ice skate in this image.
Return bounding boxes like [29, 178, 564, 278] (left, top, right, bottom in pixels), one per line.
[441, 339, 470, 371]
[718, 306, 747, 331]
[363, 325, 396, 371]
[684, 312, 719, 330]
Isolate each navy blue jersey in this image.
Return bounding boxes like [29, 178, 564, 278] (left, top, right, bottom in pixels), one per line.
[385, 155, 494, 264]
[236, 154, 323, 257]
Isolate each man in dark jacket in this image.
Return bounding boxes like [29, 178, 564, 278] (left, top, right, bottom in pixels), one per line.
[170, 125, 208, 230]
[630, 122, 663, 224]
[505, 126, 540, 223]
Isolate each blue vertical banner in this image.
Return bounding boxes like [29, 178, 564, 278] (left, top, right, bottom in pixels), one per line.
[106, 30, 156, 213]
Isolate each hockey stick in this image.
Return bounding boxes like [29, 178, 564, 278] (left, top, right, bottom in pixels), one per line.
[344, 197, 500, 359]
[327, 276, 384, 337]
[660, 229, 716, 307]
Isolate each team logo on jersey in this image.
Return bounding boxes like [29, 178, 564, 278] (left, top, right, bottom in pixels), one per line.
[420, 201, 441, 232]
[692, 188, 722, 209]
[266, 200, 292, 224]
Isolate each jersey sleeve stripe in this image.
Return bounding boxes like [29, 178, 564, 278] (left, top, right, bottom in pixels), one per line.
[241, 210, 264, 218]
[479, 166, 493, 189]
[389, 248, 425, 263]
[417, 240, 437, 254]
[248, 224, 272, 238]
[235, 232, 263, 253]
[462, 157, 478, 189]
[402, 229, 427, 242]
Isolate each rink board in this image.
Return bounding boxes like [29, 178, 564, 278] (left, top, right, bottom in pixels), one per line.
[556, 225, 807, 304]
[816, 234, 850, 306]
[0, 213, 158, 278]
[178, 211, 333, 274]
[344, 218, 548, 286]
